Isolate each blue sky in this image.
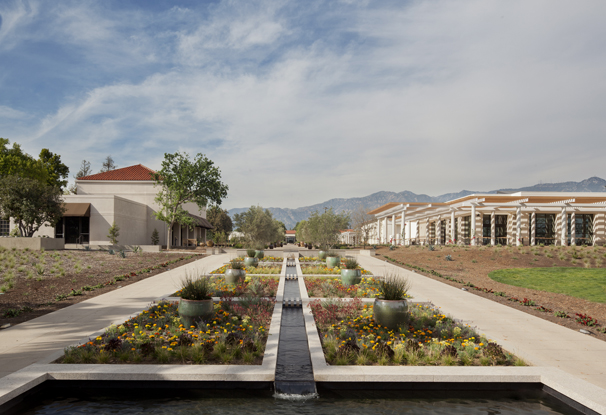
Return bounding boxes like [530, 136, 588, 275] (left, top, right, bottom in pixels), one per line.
[1, 0, 606, 209]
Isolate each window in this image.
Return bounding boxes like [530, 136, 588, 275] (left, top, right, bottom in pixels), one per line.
[0, 219, 9, 236]
[535, 214, 556, 245]
[567, 214, 593, 246]
[428, 222, 435, 244]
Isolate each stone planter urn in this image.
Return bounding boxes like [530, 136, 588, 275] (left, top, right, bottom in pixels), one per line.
[373, 298, 409, 330]
[178, 298, 214, 329]
[326, 256, 340, 268]
[340, 268, 361, 286]
[318, 250, 327, 260]
[224, 269, 245, 284]
[244, 257, 259, 267]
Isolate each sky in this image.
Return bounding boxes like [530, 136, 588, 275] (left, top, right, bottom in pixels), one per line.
[1, 0, 605, 210]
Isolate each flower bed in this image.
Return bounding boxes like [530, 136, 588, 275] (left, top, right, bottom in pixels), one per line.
[301, 264, 372, 275]
[60, 298, 274, 365]
[309, 299, 525, 366]
[173, 275, 279, 298]
[234, 256, 284, 263]
[211, 264, 281, 274]
[305, 277, 381, 298]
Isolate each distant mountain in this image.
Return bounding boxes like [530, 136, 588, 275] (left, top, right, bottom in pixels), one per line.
[228, 177, 606, 229]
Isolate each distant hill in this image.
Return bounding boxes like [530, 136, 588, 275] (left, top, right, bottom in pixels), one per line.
[228, 177, 606, 229]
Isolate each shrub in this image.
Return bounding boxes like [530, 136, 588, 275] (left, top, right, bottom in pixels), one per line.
[229, 260, 244, 270]
[378, 273, 410, 301]
[246, 249, 256, 258]
[344, 258, 358, 270]
[179, 273, 212, 301]
[107, 221, 120, 245]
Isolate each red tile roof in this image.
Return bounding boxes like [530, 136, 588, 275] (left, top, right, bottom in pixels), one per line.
[78, 164, 157, 181]
[285, 230, 296, 234]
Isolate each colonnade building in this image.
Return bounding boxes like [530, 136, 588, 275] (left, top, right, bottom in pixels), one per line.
[368, 192, 606, 246]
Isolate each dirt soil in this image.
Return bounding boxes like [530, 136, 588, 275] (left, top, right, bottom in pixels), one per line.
[376, 244, 606, 342]
[0, 250, 204, 327]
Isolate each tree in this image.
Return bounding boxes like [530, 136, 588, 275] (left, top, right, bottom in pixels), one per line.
[100, 155, 117, 173]
[0, 138, 48, 183]
[151, 228, 159, 245]
[305, 208, 350, 250]
[206, 205, 233, 238]
[68, 159, 93, 194]
[351, 204, 376, 249]
[38, 149, 69, 190]
[0, 176, 64, 237]
[233, 206, 284, 247]
[152, 152, 228, 248]
[107, 221, 120, 244]
[1, 138, 69, 192]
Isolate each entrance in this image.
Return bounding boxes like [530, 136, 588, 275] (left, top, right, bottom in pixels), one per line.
[56, 217, 90, 244]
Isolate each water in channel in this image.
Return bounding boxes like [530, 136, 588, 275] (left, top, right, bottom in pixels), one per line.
[274, 259, 316, 396]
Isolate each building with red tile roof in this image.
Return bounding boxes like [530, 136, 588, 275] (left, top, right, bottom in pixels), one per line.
[28, 164, 212, 248]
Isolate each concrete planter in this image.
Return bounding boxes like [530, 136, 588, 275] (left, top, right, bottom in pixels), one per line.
[244, 257, 259, 267]
[224, 269, 245, 284]
[318, 250, 327, 260]
[373, 298, 409, 330]
[340, 269, 362, 286]
[326, 256, 340, 268]
[0, 237, 64, 251]
[178, 298, 213, 328]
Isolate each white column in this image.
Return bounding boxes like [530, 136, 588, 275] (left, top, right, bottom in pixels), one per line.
[471, 205, 476, 246]
[383, 218, 387, 243]
[376, 219, 381, 244]
[561, 207, 567, 246]
[516, 206, 522, 246]
[491, 211, 496, 246]
[391, 215, 398, 245]
[450, 211, 456, 244]
[401, 210, 406, 245]
[436, 216, 441, 245]
[426, 218, 430, 245]
[416, 220, 420, 243]
[571, 211, 576, 246]
[531, 212, 536, 246]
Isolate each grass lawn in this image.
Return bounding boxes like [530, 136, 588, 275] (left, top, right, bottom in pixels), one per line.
[488, 267, 606, 303]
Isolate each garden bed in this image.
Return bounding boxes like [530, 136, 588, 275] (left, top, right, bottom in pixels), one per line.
[305, 276, 381, 298]
[301, 265, 372, 275]
[0, 249, 202, 326]
[58, 298, 274, 365]
[378, 244, 606, 339]
[210, 264, 281, 275]
[173, 275, 279, 298]
[309, 299, 525, 367]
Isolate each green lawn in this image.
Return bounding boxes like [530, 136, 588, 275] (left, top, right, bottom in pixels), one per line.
[488, 267, 606, 303]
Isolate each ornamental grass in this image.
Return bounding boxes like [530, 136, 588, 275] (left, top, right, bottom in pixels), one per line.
[60, 299, 274, 365]
[310, 299, 525, 367]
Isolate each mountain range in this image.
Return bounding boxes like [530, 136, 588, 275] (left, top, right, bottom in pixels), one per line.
[228, 176, 606, 229]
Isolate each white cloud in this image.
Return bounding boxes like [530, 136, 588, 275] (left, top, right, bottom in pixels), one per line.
[2, 0, 606, 208]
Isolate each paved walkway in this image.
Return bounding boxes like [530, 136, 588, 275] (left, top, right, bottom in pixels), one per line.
[0, 254, 231, 379]
[357, 255, 606, 390]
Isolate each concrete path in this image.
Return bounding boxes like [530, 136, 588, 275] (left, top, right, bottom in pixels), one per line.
[357, 255, 606, 390]
[0, 254, 231, 379]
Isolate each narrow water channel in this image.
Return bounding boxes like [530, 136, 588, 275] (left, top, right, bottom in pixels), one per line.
[274, 258, 316, 396]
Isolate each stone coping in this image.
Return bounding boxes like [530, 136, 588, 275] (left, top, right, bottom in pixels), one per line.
[0, 258, 289, 408]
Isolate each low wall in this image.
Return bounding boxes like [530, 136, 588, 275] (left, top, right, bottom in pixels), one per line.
[0, 237, 65, 251]
[63, 244, 161, 252]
